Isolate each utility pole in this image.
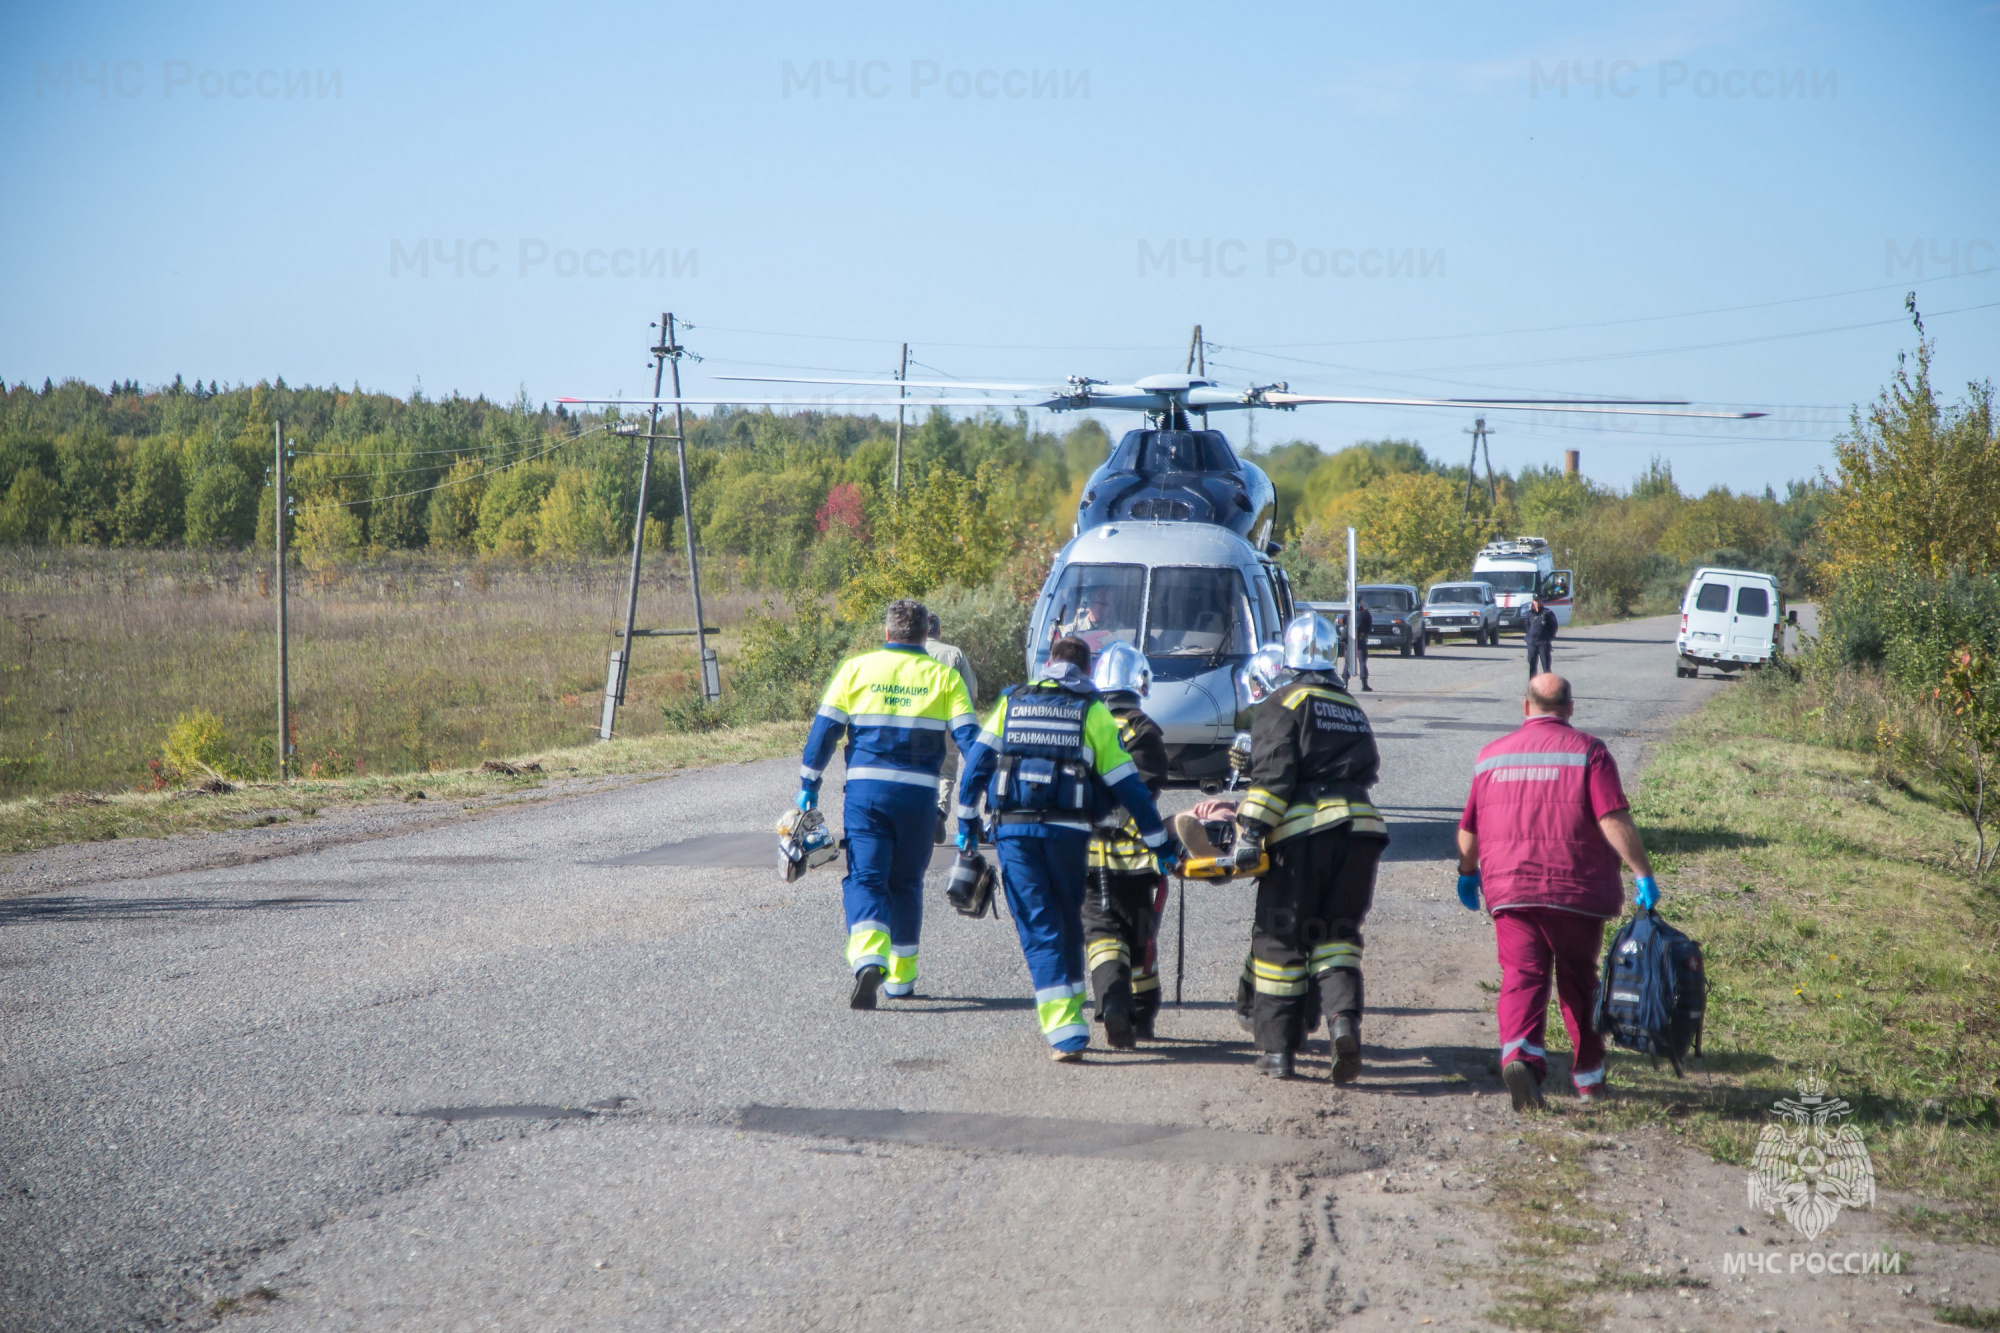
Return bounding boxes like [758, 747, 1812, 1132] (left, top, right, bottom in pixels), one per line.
[1186, 323, 1208, 430]
[665, 313, 718, 705]
[600, 312, 717, 740]
[1345, 525, 1359, 684]
[892, 342, 909, 492]
[273, 420, 291, 782]
[1462, 417, 1498, 519]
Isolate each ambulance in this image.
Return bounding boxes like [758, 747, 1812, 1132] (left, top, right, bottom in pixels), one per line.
[1470, 537, 1573, 635]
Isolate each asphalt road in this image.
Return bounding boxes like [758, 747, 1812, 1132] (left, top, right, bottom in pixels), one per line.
[0, 616, 1725, 1331]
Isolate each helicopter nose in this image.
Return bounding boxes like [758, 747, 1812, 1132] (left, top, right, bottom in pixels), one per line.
[1144, 676, 1227, 745]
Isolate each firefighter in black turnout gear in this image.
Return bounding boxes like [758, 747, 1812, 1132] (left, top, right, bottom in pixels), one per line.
[1233, 611, 1389, 1082]
[1083, 642, 1172, 1048]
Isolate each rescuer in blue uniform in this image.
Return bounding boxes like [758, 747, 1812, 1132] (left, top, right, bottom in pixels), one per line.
[799, 598, 979, 1009]
[955, 636, 1181, 1060]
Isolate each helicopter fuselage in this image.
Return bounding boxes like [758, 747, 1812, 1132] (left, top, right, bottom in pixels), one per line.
[1027, 519, 1295, 786]
[1074, 428, 1277, 547]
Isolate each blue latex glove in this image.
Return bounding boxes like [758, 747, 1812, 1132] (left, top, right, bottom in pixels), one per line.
[1456, 870, 1482, 911]
[1154, 834, 1186, 876]
[1635, 875, 1660, 910]
[956, 827, 976, 853]
[795, 787, 816, 812]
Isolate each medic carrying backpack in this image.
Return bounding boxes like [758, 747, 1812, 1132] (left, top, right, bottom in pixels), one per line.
[1594, 909, 1706, 1076]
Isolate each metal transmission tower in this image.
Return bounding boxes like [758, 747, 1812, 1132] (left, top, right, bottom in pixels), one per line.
[1461, 417, 1497, 519]
[600, 312, 719, 741]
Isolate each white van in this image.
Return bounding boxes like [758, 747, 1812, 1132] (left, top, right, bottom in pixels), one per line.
[1675, 568, 1781, 677]
[1472, 537, 1574, 633]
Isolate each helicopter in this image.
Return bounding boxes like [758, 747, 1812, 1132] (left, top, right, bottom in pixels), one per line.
[564, 349, 1763, 784]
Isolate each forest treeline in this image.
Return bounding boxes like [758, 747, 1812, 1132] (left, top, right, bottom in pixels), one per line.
[0, 373, 1828, 617]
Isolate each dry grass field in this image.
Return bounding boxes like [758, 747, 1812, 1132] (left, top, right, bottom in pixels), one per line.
[0, 547, 767, 800]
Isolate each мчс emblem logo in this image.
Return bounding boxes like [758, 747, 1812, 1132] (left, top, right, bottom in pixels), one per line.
[1748, 1072, 1876, 1240]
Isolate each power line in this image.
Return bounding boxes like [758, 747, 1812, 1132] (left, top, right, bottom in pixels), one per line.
[292, 425, 606, 512]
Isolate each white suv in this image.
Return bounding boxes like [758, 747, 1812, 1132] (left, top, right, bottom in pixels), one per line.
[1424, 582, 1500, 646]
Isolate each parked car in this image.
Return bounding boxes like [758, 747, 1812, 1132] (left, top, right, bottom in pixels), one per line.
[1675, 567, 1782, 677]
[1424, 581, 1500, 645]
[1356, 584, 1426, 656]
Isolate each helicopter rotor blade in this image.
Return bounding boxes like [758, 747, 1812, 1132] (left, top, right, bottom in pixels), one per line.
[716, 374, 1056, 393]
[1256, 392, 1766, 419]
[556, 395, 1074, 410]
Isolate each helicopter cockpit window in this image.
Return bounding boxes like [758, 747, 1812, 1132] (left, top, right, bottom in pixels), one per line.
[1138, 432, 1236, 474]
[1145, 567, 1253, 659]
[1045, 563, 1145, 656]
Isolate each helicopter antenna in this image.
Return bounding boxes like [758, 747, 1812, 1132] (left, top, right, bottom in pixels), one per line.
[1462, 417, 1498, 519]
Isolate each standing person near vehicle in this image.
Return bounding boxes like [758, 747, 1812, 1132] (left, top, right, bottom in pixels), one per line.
[1524, 596, 1558, 679]
[1349, 602, 1374, 692]
[1233, 612, 1389, 1082]
[1082, 642, 1172, 1048]
[925, 612, 979, 844]
[799, 599, 979, 1010]
[955, 636, 1180, 1061]
[1455, 672, 1660, 1108]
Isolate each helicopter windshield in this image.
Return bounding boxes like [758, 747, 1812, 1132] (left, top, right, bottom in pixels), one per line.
[1139, 433, 1236, 473]
[1046, 563, 1145, 655]
[1145, 567, 1254, 659]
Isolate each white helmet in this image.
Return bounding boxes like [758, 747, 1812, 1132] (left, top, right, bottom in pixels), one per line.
[1090, 639, 1152, 697]
[1241, 645, 1288, 703]
[1282, 611, 1339, 671]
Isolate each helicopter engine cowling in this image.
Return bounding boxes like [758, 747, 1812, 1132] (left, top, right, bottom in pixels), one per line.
[1076, 429, 1275, 544]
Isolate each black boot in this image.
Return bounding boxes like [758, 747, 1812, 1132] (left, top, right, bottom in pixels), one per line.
[1253, 1051, 1295, 1079]
[1094, 973, 1136, 1049]
[850, 965, 884, 1010]
[1330, 1014, 1361, 1084]
[934, 805, 948, 845]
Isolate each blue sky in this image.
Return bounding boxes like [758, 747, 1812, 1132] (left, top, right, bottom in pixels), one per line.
[6, 0, 1997, 494]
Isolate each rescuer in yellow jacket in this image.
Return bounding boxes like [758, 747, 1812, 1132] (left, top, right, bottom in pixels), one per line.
[799, 599, 979, 1009]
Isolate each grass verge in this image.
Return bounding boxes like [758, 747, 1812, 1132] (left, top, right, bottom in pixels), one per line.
[1563, 666, 2000, 1244]
[0, 720, 806, 856]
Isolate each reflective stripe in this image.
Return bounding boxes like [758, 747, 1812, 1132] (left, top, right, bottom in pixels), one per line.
[1270, 798, 1386, 845]
[1238, 789, 1285, 825]
[1251, 958, 1306, 980]
[885, 946, 919, 995]
[1253, 975, 1310, 997]
[851, 712, 948, 731]
[816, 704, 850, 724]
[1500, 1038, 1546, 1060]
[1141, 828, 1168, 849]
[846, 766, 940, 789]
[1282, 686, 1358, 711]
[1099, 759, 1137, 788]
[975, 729, 1004, 750]
[800, 764, 824, 781]
[953, 802, 981, 820]
[949, 712, 978, 733]
[1086, 938, 1130, 968]
[847, 925, 890, 973]
[1474, 750, 1587, 776]
[1132, 971, 1160, 993]
[1037, 991, 1088, 1044]
[1035, 981, 1086, 1004]
[1571, 1064, 1605, 1087]
[1310, 941, 1362, 974]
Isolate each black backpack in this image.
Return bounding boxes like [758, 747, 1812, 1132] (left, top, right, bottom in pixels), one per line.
[1594, 909, 1706, 1075]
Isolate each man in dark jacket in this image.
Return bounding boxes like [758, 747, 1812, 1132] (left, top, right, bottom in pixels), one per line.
[1233, 611, 1389, 1082]
[1083, 642, 1172, 1048]
[1524, 596, 1557, 679]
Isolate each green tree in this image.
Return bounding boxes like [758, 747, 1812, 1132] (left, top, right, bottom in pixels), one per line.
[426, 459, 487, 551]
[475, 462, 559, 555]
[0, 468, 62, 544]
[1823, 332, 2000, 581]
[837, 461, 1016, 620]
[114, 436, 185, 545]
[184, 454, 258, 547]
[1345, 471, 1484, 589]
